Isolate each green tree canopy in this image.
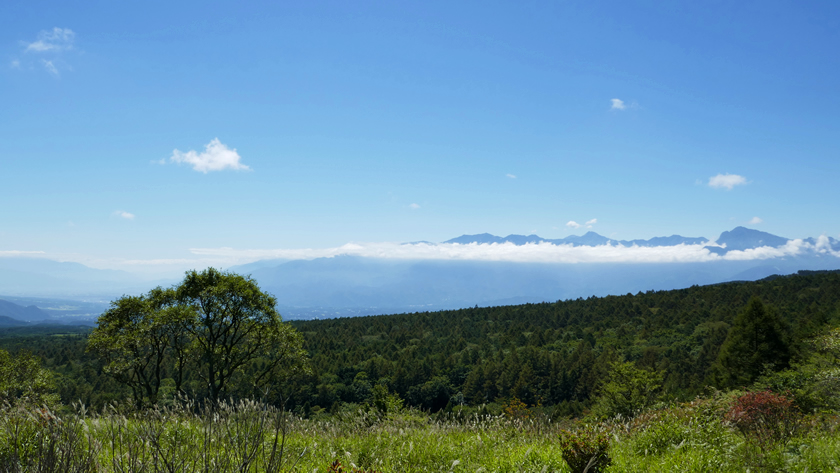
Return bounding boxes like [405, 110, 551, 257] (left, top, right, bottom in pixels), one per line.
[593, 360, 663, 418]
[87, 288, 190, 407]
[714, 297, 791, 387]
[88, 268, 309, 406]
[176, 268, 310, 402]
[0, 349, 58, 406]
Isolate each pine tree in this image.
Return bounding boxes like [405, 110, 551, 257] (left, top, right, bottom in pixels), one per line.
[714, 297, 791, 387]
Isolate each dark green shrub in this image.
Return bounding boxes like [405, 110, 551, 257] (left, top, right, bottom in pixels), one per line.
[558, 426, 611, 473]
[714, 297, 791, 387]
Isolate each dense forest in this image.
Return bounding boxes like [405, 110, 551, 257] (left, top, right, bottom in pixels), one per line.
[1, 270, 838, 416]
[287, 270, 836, 415]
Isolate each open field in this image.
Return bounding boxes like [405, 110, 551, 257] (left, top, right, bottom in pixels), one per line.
[2, 395, 840, 473]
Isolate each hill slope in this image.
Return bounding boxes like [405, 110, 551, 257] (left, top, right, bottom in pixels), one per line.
[285, 270, 840, 411]
[0, 299, 49, 323]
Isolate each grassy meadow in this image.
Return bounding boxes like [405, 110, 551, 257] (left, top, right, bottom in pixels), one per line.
[2, 393, 840, 472]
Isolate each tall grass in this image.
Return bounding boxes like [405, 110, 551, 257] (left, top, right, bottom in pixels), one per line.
[1, 396, 839, 472]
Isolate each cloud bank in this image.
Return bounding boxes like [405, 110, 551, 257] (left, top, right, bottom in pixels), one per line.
[190, 238, 837, 266]
[169, 138, 250, 173]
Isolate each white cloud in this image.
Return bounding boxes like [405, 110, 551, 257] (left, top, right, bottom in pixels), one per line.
[25, 28, 75, 53]
[10, 59, 20, 69]
[42, 60, 59, 76]
[719, 239, 810, 261]
[8, 238, 836, 275]
[814, 235, 840, 256]
[708, 173, 747, 190]
[748, 217, 763, 225]
[169, 138, 250, 173]
[506, 174, 517, 179]
[568, 219, 597, 229]
[113, 210, 135, 220]
[611, 98, 626, 110]
[189, 238, 834, 265]
[409, 203, 420, 209]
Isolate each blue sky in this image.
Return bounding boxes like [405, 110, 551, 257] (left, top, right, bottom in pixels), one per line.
[2, 1, 839, 275]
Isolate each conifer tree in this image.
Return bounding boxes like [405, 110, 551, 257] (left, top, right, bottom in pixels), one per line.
[714, 297, 791, 387]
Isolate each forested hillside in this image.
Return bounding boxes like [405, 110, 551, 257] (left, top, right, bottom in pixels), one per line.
[287, 270, 838, 414]
[5, 270, 836, 415]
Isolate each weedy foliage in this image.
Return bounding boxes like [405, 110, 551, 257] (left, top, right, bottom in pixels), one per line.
[558, 426, 612, 473]
[0, 403, 98, 473]
[326, 459, 382, 473]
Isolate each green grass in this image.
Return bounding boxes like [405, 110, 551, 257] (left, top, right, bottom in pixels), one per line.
[2, 397, 840, 472]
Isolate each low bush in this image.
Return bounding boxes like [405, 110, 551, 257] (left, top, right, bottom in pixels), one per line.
[725, 390, 802, 445]
[558, 426, 612, 473]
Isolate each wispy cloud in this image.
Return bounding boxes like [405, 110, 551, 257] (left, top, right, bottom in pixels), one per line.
[708, 173, 748, 190]
[566, 221, 581, 229]
[409, 203, 420, 209]
[41, 60, 59, 76]
[0, 250, 46, 257]
[25, 28, 75, 52]
[506, 174, 517, 179]
[16, 27, 76, 76]
[585, 218, 597, 227]
[169, 138, 250, 173]
[748, 216, 763, 225]
[113, 211, 135, 220]
[611, 98, 626, 110]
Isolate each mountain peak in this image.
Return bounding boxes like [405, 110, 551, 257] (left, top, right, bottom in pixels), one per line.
[715, 227, 789, 252]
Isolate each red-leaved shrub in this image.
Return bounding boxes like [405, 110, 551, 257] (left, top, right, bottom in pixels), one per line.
[725, 390, 801, 445]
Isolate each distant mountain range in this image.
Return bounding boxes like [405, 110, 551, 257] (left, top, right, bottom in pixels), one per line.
[444, 232, 709, 247]
[2, 227, 839, 320]
[219, 227, 840, 319]
[444, 226, 840, 254]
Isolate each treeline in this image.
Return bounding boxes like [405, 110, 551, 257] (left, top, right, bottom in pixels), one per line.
[1, 270, 838, 414]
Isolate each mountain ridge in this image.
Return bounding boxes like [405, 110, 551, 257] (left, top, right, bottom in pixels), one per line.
[0, 299, 49, 323]
[441, 227, 840, 253]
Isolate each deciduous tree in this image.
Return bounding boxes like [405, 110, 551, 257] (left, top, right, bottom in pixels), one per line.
[89, 268, 309, 406]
